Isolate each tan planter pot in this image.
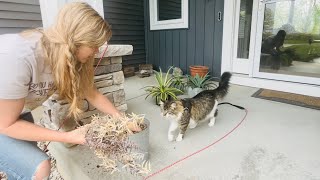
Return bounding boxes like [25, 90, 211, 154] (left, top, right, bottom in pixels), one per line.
[189, 65, 209, 77]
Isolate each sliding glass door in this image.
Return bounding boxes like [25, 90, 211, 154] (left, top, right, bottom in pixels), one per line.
[253, 0, 320, 85]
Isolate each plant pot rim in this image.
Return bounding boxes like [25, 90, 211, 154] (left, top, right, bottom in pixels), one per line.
[132, 124, 148, 134]
[130, 118, 150, 134]
[189, 65, 209, 69]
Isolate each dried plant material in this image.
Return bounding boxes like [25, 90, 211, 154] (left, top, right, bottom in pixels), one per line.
[85, 113, 151, 176]
[0, 171, 7, 180]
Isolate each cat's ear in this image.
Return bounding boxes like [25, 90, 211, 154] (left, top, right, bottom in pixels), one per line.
[170, 102, 177, 109]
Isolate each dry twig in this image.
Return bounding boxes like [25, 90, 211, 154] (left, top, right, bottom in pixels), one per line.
[85, 113, 151, 176]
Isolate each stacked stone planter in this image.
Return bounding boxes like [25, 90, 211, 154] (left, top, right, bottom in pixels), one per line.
[41, 45, 133, 133]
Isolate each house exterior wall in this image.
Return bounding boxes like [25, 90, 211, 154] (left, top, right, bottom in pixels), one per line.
[103, 0, 146, 68]
[0, 0, 42, 35]
[144, 0, 224, 78]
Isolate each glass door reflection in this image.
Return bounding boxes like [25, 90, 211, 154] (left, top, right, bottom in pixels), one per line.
[259, 0, 320, 78]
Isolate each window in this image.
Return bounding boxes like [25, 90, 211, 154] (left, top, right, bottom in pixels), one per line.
[149, 0, 189, 30]
[237, 0, 253, 59]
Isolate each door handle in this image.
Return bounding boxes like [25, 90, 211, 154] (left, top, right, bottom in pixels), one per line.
[218, 11, 222, 21]
[260, 0, 272, 3]
[260, 0, 291, 4]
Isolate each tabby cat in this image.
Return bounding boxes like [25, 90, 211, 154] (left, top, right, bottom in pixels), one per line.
[160, 72, 232, 142]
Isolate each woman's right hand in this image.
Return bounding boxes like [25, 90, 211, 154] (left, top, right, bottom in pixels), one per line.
[66, 126, 89, 145]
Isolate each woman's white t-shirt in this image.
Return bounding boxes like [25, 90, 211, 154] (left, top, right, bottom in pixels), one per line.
[0, 32, 54, 114]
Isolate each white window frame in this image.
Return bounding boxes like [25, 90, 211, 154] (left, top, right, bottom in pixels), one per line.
[149, 0, 189, 30]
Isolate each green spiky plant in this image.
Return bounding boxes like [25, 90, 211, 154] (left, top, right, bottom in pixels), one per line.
[187, 73, 217, 90]
[170, 69, 187, 93]
[144, 67, 183, 105]
[170, 75, 186, 93]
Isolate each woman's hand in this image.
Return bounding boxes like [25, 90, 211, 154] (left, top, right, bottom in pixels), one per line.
[113, 113, 142, 132]
[66, 126, 89, 145]
[127, 121, 142, 132]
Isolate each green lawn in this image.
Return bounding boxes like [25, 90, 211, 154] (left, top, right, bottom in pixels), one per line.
[283, 44, 320, 62]
[284, 40, 320, 44]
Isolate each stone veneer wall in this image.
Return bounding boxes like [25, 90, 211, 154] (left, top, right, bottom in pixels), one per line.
[41, 45, 133, 132]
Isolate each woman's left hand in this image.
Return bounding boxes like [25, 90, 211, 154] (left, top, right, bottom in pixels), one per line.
[127, 121, 142, 132]
[113, 113, 142, 132]
[66, 125, 89, 145]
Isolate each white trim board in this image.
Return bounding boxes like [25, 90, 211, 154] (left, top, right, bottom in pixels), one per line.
[221, 0, 236, 73]
[231, 74, 320, 97]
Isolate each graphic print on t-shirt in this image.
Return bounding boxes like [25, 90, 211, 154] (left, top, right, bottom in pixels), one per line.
[29, 81, 55, 96]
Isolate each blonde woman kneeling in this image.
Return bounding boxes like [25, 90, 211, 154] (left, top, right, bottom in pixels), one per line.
[0, 2, 139, 179]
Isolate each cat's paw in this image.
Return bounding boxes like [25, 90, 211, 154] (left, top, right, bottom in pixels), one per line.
[188, 120, 197, 129]
[168, 135, 174, 142]
[208, 118, 215, 127]
[176, 134, 183, 141]
[189, 125, 197, 129]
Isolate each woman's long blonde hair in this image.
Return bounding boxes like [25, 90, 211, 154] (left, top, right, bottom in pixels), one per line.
[41, 2, 112, 119]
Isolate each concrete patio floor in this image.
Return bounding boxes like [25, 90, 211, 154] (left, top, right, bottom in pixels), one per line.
[124, 75, 320, 180]
[34, 74, 320, 180]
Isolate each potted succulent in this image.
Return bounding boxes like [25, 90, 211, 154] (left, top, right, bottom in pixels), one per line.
[144, 67, 183, 105]
[170, 67, 187, 94]
[170, 75, 187, 94]
[186, 73, 217, 97]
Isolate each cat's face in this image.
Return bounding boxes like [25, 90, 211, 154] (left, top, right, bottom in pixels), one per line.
[159, 100, 182, 119]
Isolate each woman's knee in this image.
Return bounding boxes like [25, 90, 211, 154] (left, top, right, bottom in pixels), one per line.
[33, 159, 51, 180]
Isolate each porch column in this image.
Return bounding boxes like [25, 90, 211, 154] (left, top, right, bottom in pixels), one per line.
[39, 0, 104, 29]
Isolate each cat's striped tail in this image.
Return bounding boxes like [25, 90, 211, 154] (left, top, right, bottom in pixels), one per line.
[215, 72, 232, 99]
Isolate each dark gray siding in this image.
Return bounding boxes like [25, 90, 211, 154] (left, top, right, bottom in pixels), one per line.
[103, 0, 146, 68]
[144, 0, 224, 78]
[0, 0, 42, 35]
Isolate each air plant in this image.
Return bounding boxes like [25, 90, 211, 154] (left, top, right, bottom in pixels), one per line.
[85, 113, 151, 176]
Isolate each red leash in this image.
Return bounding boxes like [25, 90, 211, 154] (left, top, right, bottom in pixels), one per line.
[43, 45, 109, 152]
[144, 105, 248, 180]
[94, 45, 109, 72]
